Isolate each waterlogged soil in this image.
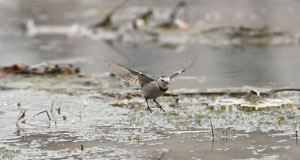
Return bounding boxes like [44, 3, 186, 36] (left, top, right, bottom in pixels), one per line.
[0, 74, 299, 160]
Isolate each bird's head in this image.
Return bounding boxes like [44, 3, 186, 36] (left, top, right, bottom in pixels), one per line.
[250, 90, 260, 97]
[158, 76, 170, 89]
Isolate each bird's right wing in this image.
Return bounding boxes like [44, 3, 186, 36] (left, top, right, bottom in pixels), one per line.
[170, 1, 187, 19]
[169, 55, 197, 79]
[104, 57, 154, 87]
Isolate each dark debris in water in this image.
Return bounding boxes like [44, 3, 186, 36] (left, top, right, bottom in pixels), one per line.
[231, 26, 286, 38]
[201, 25, 294, 46]
[0, 63, 80, 77]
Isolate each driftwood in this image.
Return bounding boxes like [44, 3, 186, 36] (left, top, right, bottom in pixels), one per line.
[166, 88, 300, 97]
[265, 88, 300, 95]
[164, 91, 248, 97]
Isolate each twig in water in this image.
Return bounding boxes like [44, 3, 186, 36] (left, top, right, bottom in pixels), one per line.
[18, 111, 26, 121]
[80, 144, 84, 151]
[50, 101, 54, 114]
[211, 139, 214, 152]
[57, 107, 61, 114]
[210, 120, 215, 140]
[222, 129, 225, 141]
[296, 130, 298, 145]
[210, 120, 215, 152]
[16, 111, 26, 125]
[33, 110, 51, 121]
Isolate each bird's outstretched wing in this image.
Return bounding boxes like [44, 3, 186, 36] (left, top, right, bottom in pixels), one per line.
[105, 57, 154, 87]
[169, 55, 197, 79]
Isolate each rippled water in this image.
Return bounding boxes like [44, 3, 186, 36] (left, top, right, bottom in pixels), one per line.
[1, 35, 300, 89]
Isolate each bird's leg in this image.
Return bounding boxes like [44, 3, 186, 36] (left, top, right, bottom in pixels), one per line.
[145, 99, 153, 113]
[153, 99, 165, 112]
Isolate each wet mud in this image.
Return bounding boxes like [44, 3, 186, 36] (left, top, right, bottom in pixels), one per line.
[0, 74, 299, 159]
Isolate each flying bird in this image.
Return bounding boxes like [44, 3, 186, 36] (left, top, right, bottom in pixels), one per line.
[105, 56, 196, 112]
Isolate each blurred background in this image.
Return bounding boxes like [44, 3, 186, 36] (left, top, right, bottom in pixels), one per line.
[1, 0, 300, 89]
[1, 1, 300, 159]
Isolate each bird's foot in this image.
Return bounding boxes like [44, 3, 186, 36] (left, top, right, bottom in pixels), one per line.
[147, 107, 153, 113]
[159, 106, 165, 112]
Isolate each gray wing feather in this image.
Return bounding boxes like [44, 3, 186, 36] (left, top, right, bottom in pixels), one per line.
[104, 57, 154, 87]
[169, 55, 197, 79]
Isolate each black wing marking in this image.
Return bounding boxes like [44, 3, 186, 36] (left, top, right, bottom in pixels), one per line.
[104, 56, 154, 87]
[169, 55, 197, 79]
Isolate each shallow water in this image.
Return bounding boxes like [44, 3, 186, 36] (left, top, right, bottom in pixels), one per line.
[2, 35, 300, 89]
[1, 0, 300, 89]
[0, 75, 299, 159]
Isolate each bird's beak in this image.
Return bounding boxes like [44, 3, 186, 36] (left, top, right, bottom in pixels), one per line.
[167, 82, 172, 85]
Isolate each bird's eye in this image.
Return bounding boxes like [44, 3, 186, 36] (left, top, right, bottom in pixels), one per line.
[162, 80, 165, 82]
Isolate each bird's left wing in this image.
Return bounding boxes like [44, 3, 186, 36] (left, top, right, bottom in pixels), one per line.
[169, 55, 197, 79]
[105, 57, 154, 87]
